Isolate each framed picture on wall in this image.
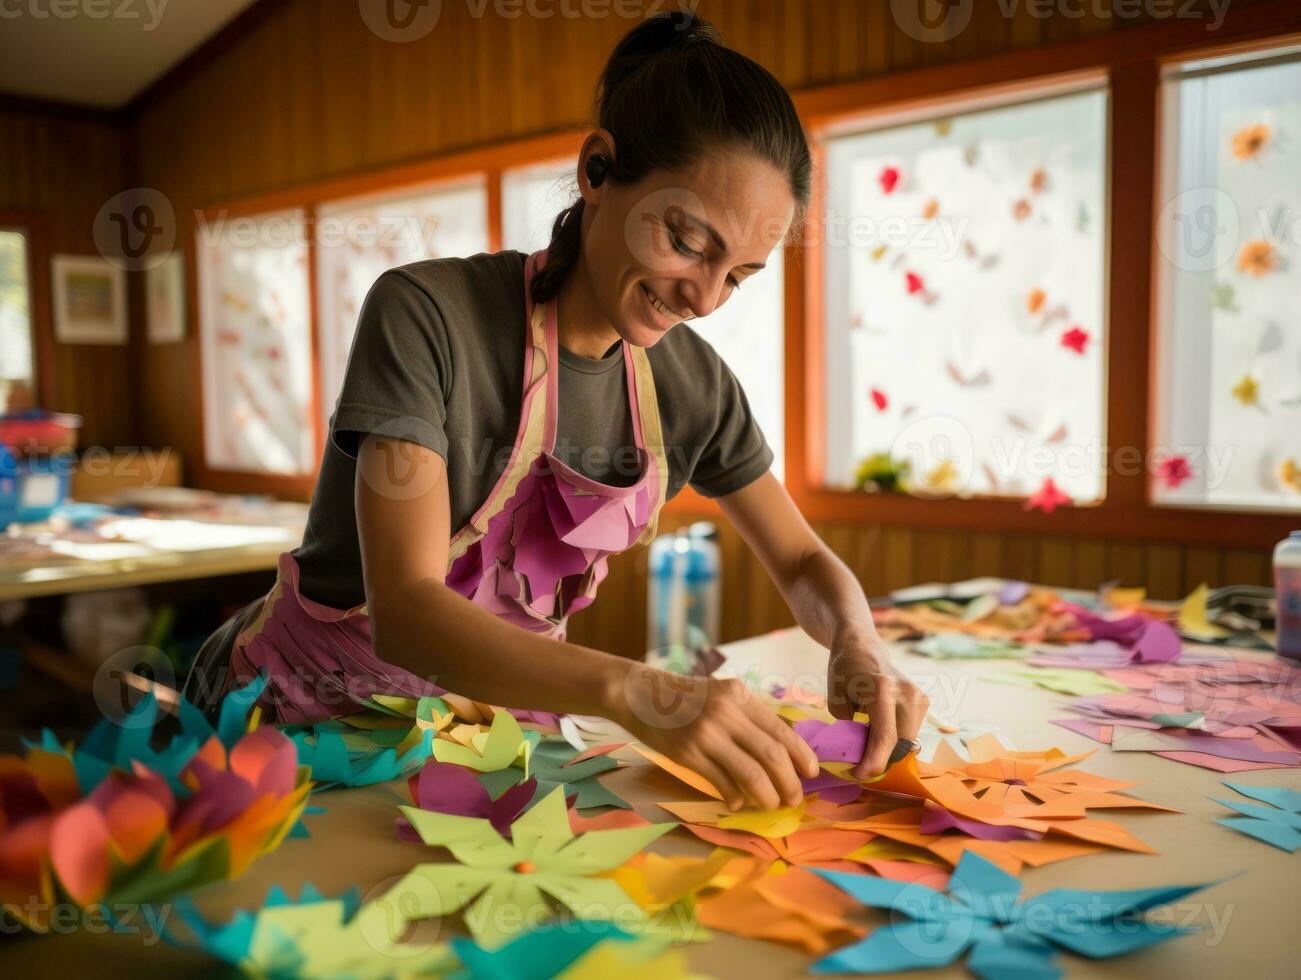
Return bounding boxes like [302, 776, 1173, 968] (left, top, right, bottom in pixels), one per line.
[51, 255, 127, 344]
[146, 252, 186, 343]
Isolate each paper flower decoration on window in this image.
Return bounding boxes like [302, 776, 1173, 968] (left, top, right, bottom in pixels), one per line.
[811, 851, 1210, 976]
[878, 165, 902, 194]
[384, 788, 672, 949]
[1156, 454, 1193, 489]
[1059, 326, 1089, 355]
[1024, 478, 1072, 513]
[1231, 374, 1260, 407]
[871, 388, 889, 412]
[1236, 240, 1278, 277]
[1278, 458, 1301, 493]
[1231, 123, 1271, 160]
[921, 198, 940, 219]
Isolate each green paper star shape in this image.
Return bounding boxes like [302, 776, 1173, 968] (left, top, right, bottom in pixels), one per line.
[385, 788, 672, 949]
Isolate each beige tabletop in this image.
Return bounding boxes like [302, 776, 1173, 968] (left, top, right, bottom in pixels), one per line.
[4, 628, 1298, 978]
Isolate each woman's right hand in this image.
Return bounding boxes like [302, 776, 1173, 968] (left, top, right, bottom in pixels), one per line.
[613, 663, 820, 812]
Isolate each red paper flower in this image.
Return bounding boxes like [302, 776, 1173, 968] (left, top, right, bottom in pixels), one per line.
[878, 166, 902, 194]
[1156, 455, 1193, 489]
[1060, 326, 1089, 354]
[1024, 478, 1072, 514]
[905, 271, 925, 295]
[871, 388, 888, 412]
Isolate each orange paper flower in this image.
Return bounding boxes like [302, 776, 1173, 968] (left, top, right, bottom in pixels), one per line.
[1231, 123, 1271, 160]
[1237, 240, 1278, 277]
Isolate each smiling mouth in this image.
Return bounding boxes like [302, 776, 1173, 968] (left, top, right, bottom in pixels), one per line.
[641, 283, 685, 323]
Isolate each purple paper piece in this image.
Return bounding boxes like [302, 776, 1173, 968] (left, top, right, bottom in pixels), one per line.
[1051, 718, 1111, 743]
[1134, 621, 1181, 664]
[410, 760, 536, 836]
[998, 581, 1030, 605]
[802, 770, 862, 803]
[793, 719, 869, 764]
[1117, 730, 1300, 765]
[919, 804, 1043, 841]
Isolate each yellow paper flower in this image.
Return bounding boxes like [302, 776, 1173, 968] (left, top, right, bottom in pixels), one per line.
[1231, 374, 1259, 407]
[1280, 458, 1301, 493]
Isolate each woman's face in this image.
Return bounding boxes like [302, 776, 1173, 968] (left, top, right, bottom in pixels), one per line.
[579, 149, 797, 348]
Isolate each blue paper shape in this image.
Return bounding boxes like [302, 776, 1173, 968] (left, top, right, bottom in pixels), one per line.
[812, 852, 1209, 978]
[25, 675, 268, 795]
[1213, 781, 1301, 852]
[160, 882, 360, 966]
[289, 726, 434, 789]
[451, 920, 635, 980]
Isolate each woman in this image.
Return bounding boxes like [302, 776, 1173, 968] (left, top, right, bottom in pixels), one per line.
[187, 12, 928, 813]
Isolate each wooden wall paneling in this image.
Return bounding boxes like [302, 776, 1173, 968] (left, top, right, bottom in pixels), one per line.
[773, 0, 812, 89]
[999, 535, 1039, 583]
[1144, 542, 1182, 599]
[879, 526, 915, 592]
[1037, 538, 1076, 589]
[1224, 549, 1269, 587]
[1183, 546, 1224, 594]
[969, 532, 1004, 580]
[1074, 539, 1107, 588]
[1106, 541, 1147, 586]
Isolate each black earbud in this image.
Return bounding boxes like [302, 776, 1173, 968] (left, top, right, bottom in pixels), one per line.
[585, 155, 610, 188]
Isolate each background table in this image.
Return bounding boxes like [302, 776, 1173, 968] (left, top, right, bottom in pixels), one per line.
[3, 628, 1297, 977]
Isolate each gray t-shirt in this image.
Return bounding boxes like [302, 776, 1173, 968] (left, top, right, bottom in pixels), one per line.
[293, 250, 772, 609]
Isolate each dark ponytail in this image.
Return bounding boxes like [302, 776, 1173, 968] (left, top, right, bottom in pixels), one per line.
[530, 11, 811, 305]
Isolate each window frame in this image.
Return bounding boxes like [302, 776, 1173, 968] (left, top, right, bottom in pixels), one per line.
[786, 10, 1301, 550]
[0, 211, 54, 409]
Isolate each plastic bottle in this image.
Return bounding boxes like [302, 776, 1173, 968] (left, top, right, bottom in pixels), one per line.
[1276, 531, 1301, 662]
[647, 522, 721, 665]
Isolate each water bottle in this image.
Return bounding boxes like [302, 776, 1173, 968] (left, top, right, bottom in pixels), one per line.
[647, 522, 721, 668]
[1276, 531, 1301, 662]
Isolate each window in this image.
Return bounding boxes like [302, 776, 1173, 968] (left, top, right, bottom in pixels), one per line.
[820, 87, 1109, 504]
[197, 210, 315, 475]
[1154, 46, 1301, 511]
[690, 252, 785, 481]
[316, 179, 489, 425]
[0, 229, 35, 412]
[502, 158, 578, 253]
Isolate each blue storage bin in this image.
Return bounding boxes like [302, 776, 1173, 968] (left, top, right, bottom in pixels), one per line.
[0, 447, 73, 528]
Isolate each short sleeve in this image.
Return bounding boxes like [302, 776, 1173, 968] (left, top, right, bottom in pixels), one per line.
[685, 351, 774, 498]
[330, 270, 451, 460]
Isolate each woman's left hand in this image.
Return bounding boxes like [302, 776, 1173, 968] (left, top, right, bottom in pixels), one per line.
[826, 629, 929, 779]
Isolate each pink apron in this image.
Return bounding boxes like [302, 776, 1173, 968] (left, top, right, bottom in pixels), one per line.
[227, 250, 669, 724]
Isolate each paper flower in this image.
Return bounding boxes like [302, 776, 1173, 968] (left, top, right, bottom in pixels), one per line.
[1024, 478, 1072, 513]
[699, 864, 867, 954]
[811, 851, 1210, 975]
[2, 680, 310, 931]
[870, 387, 888, 411]
[287, 723, 433, 789]
[432, 710, 536, 774]
[399, 760, 537, 840]
[163, 883, 455, 977]
[1231, 123, 1271, 160]
[878, 165, 902, 194]
[904, 271, 926, 295]
[1231, 374, 1259, 407]
[1236, 240, 1278, 277]
[921, 198, 940, 219]
[478, 735, 629, 811]
[1012, 198, 1032, 221]
[1029, 168, 1048, 193]
[1060, 325, 1089, 354]
[385, 788, 672, 948]
[1279, 458, 1301, 493]
[1026, 288, 1046, 314]
[1156, 454, 1193, 489]
[1213, 782, 1301, 851]
[452, 921, 673, 980]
